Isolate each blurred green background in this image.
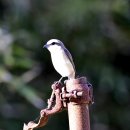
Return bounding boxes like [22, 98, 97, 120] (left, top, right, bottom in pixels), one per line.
[0, 0, 130, 130]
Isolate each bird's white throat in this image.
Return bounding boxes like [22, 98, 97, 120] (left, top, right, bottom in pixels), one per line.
[48, 45, 63, 54]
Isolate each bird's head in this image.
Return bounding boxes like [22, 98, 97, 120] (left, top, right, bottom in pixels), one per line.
[43, 39, 65, 52]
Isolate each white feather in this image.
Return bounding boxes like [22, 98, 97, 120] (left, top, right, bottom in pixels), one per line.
[45, 39, 75, 79]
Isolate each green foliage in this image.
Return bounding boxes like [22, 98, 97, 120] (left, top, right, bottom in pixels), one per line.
[0, 0, 130, 130]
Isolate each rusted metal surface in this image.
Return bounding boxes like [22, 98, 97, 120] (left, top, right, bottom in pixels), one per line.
[66, 77, 92, 130]
[23, 82, 63, 130]
[23, 77, 93, 130]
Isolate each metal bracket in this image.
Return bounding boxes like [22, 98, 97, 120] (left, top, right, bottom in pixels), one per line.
[60, 81, 94, 106]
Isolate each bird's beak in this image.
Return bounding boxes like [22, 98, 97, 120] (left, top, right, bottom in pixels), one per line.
[43, 44, 48, 48]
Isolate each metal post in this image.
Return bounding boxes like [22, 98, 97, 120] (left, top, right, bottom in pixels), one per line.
[66, 77, 91, 130]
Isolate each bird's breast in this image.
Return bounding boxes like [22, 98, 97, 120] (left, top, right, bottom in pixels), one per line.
[50, 50, 75, 77]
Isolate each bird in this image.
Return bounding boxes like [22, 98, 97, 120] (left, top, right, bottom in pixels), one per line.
[43, 39, 76, 82]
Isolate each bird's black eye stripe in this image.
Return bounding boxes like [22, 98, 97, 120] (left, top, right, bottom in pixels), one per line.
[50, 42, 61, 46]
[51, 42, 56, 45]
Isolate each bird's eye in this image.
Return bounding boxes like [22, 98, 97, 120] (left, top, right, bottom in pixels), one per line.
[51, 42, 56, 45]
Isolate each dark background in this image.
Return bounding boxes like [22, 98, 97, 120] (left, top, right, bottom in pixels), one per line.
[0, 0, 130, 130]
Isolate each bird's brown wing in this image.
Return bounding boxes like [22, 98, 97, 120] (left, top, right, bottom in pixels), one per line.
[64, 48, 76, 73]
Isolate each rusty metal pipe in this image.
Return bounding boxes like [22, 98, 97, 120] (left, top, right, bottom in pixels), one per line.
[66, 77, 90, 130]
